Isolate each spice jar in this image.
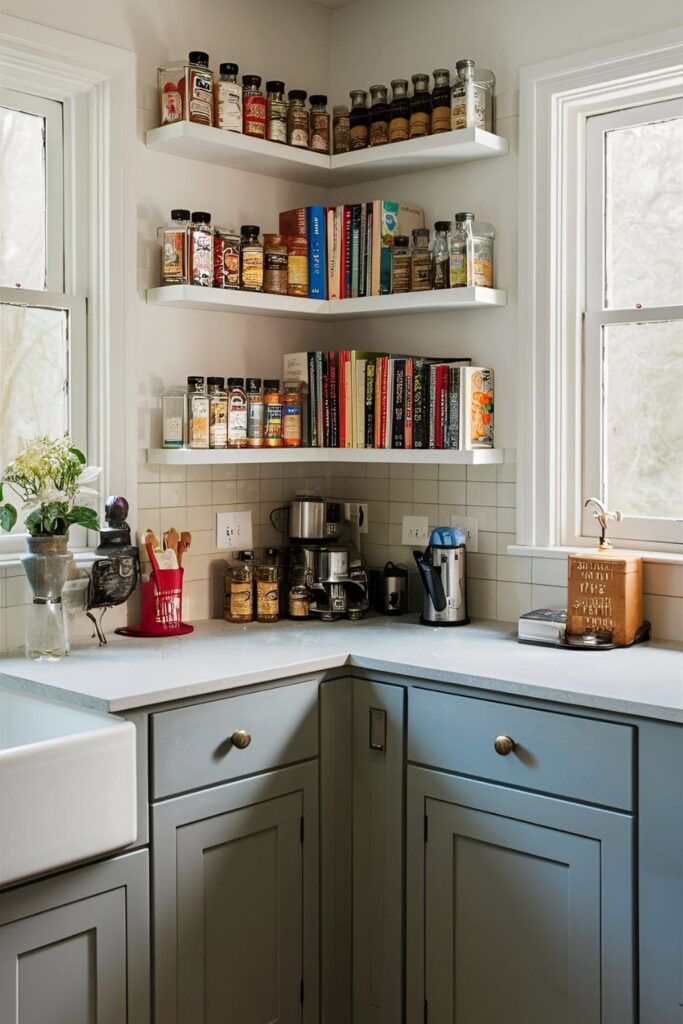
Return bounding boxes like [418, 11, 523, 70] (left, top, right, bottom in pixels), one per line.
[433, 221, 451, 290]
[189, 211, 213, 287]
[309, 95, 330, 153]
[242, 75, 266, 137]
[187, 376, 210, 449]
[256, 563, 280, 623]
[224, 552, 254, 623]
[158, 52, 214, 127]
[411, 228, 432, 291]
[158, 209, 190, 285]
[450, 211, 472, 287]
[246, 377, 264, 447]
[216, 62, 242, 132]
[410, 74, 431, 138]
[332, 104, 350, 153]
[349, 89, 370, 150]
[286, 235, 308, 297]
[208, 377, 228, 449]
[265, 81, 287, 144]
[287, 90, 309, 148]
[288, 583, 309, 619]
[369, 84, 390, 146]
[240, 225, 263, 291]
[451, 60, 495, 132]
[227, 377, 248, 448]
[263, 233, 288, 294]
[431, 69, 451, 134]
[158, 65, 184, 125]
[161, 385, 186, 449]
[264, 379, 283, 447]
[389, 80, 410, 143]
[391, 234, 411, 293]
[282, 380, 302, 447]
[214, 228, 240, 289]
[469, 216, 495, 287]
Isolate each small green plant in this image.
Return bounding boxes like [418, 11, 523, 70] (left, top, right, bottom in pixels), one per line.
[0, 435, 101, 537]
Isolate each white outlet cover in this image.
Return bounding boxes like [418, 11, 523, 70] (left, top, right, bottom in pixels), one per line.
[216, 510, 253, 550]
[450, 514, 478, 551]
[402, 515, 430, 546]
[344, 502, 369, 534]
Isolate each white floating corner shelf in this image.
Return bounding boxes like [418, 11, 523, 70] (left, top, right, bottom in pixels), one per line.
[146, 447, 504, 466]
[145, 122, 509, 186]
[146, 285, 506, 320]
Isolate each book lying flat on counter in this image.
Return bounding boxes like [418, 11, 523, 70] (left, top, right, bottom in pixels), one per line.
[518, 608, 567, 643]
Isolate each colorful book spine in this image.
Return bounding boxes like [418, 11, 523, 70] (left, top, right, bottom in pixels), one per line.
[308, 351, 318, 447]
[342, 206, 352, 299]
[445, 366, 460, 449]
[306, 206, 326, 299]
[351, 205, 361, 298]
[404, 358, 414, 449]
[461, 367, 494, 449]
[315, 351, 324, 446]
[278, 207, 306, 238]
[391, 359, 406, 448]
[328, 352, 339, 448]
[359, 204, 368, 298]
[365, 360, 375, 447]
[412, 358, 427, 449]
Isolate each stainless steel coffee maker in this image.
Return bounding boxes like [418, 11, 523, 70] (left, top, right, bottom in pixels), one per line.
[413, 527, 469, 626]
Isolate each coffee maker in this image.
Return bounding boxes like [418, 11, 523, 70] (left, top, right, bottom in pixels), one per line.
[413, 527, 469, 626]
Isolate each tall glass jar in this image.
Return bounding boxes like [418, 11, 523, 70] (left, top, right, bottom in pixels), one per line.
[214, 228, 240, 289]
[369, 85, 390, 146]
[469, 217, 495, 287]
[266, 80, 288, 143]
[188, 211, 213, 287]
[287, 90, 309, 148]
[246, 377, 264, 447]
[224, 553, 254, 623]
[158, 52, 214, 126]
[264, 380, 283, 447]
[411, 228, 432, 291]
[431, 69, 451, 134]
[158, 209, 190, 285]
[187, 376, 210, 449]
[263, 233, 288, 294]
[389, 80, 410, 143]
[332, 104, 350, 153]
[256, 563, 280, 623]
[450, 211, 473, 287]
[287, 235, 308, 297]
[161, 385, 186, 449]
[282, 380, 302, 447]
[451, 59, 495, 132]
[227, 377, 248, 448]
[391, 235, 411, 293]
[208, 376, 228, 449]
[216, 62, 242, 132]
[433, 220, 451, 290]
[309, 95, 330, 153]
[240, 225, 263, 291]
[410, 74, 432, 138]
[349, 89, 369, 150]
[242, 75, 266, 137]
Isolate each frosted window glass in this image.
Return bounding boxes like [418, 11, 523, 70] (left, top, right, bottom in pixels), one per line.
[603, 320, 683, 519]
[0, 106, 47, 290]
[604, 116, 683, 309]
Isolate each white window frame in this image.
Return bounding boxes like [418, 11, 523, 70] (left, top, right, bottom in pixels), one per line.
[0, 16, 136, 558]
[517, 28, 683, 556]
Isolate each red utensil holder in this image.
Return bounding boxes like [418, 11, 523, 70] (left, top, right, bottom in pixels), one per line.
[116, 567, 193, 638]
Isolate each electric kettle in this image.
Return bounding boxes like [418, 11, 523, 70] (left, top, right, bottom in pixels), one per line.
[413, 527, 469, 626]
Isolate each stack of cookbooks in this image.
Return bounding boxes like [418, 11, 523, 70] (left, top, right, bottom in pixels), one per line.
[517, 608, 567, 646]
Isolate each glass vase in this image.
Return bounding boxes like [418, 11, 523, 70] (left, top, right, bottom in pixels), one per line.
[21, 535, 73, 660]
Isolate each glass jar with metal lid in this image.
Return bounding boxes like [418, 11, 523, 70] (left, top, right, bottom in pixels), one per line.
[411, 228, 433, 291]
[349, 89, 369, 150]
[451, 59, 495, 132]
[266, 81, 287, 143]
[389, 80, 410, 143]
[216, 62, 242, 132]
[263, 233, 288, 294]
[333, 104, 350, 153]
[224, 552, 254, 623]
[256, 562, 280, 623]
[431, 69, 451, 134]
[287, 90, 309, 148]
[369, 85, 390, 146]
[242, 74, 266, 137]
[433, 221, 451, 290]
[410, 74, 431, 138]
[391, 235, 411, 293]
[309, 95, 330, 153]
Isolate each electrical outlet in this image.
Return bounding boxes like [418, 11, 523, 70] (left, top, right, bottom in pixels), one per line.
[402, 515, 429, 546]
[450, 514, 478, 551]
[344, 502, 368, 534]
[216, 510, 253, 550]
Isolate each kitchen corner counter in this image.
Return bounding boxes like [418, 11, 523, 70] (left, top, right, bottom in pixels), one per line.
[0, 616, 681, 722]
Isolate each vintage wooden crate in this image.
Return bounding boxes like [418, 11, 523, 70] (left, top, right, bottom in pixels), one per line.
[567, 551, 642, 646]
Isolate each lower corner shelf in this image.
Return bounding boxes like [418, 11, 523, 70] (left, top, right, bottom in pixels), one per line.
[146, 447, 504, 466]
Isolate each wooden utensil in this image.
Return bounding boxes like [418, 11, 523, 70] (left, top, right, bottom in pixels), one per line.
[177, 531, 192, 568]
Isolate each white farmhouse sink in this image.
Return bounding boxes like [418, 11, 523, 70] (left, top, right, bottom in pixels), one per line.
[0, 685, 136, 886]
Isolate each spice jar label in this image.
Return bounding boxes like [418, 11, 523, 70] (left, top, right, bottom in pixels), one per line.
[163, 230, 186, 282]
[244, 95, 266, 137]
[241, 250, 263, 290]
[189, 70, 213, 125]
[389, 117, 409, 143]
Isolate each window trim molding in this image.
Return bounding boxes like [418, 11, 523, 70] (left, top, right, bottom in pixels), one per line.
[0, 15, 137, 550]
[517, 27, 683, 552]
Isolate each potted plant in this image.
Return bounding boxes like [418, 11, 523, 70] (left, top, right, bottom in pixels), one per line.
[0, 436, 101, 659]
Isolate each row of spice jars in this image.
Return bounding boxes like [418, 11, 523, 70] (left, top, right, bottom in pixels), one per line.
[225, 550, 311, 624]
[334, 60, 495, 153]
[158, 53, 331, 152]
[162, 377, 303, 451]
[390, 214, 495, 294]
[158, 212, 308, 296]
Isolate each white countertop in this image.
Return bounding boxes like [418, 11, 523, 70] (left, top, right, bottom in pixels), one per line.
[1, 616, 681, 722]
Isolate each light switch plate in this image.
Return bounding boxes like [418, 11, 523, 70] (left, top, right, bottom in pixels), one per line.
[216, 510, 253, 550]
[402, 515, 429, 546]
[450, 514, 478, 551]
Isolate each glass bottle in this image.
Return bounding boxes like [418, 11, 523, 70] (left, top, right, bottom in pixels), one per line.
[451, 59, 495, 132]
[433, 220, 451, 290]
[332, 104, 350, 153]
[214, 228, 241, 289]
[216, 62, 242, 132]
[287, 235, 308, 297]
[246, 377, 264, 447]
[469, 216, 495, 287]
[242, 75, 266, 137]
[431, 69, 451, 134]
[208, 376, 228, 449]
[389, 79, 410, 143]
[287, 90, 309, 148]
[288, 583, 309, 619]
[309, 95, 330, 153]
[256, 562, 280, 622]
[411, 228, 432, 291]
[450, 211, 473, 287]
[161, 385, 187, 449]
[158, 63, 184, 125]
[227, 377, 248, 448]
[349, 89, 370, 150]
[266, 80, 288, 143]
[369, 84, 390, 146]
[391, 234, 411, 293]
[162, 51, 213, 126]
[188, 211, 213, 287]
[187, 376, 210, 449]
[263, 233, 288, 294]
[264, 379, 283, 447]
[410, 74, 431, 139]
[158, 209, 190, 285]
[282, 381, 302, 447]
[240, 225, 263, 291]
[224, 552, 254, 623]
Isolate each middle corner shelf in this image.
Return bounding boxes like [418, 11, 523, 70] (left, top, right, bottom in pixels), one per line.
[146, 285, 507, 320]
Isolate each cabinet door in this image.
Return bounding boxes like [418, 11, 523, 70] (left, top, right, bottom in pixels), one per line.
[0, 849, 149, 1024]
[406, 767, 634, 1024]
[153, 762, 318, 1024]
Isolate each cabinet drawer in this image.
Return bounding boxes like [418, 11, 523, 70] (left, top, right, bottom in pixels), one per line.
[151, 679, 319, 799]
[408, 688, 634, 810]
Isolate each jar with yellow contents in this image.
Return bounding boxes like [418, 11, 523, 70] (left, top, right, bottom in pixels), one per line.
[256, 563, 280, 623]
[224, 552, 254, 623]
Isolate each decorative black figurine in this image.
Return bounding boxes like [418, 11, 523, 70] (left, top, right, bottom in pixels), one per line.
[87, 496, 139, 644]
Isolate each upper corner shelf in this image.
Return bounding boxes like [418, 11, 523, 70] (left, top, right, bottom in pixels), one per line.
[145, 121, 509, 187]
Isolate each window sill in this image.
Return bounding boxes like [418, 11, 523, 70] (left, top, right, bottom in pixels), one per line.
[507, 544, 683, 566]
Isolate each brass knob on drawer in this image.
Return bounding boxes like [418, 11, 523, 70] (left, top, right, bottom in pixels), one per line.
[231, 730, 252, 750]
[494, 735, 516, 756]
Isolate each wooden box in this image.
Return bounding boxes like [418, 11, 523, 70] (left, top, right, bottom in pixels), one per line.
[567, 551, 642, 646]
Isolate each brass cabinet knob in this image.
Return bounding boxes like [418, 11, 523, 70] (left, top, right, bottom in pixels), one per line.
[231, 730, 252, 750]
[494, 735, 516, 756]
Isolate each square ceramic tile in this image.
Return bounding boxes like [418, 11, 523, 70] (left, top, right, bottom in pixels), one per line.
[159, 465, 186, 483]
[412, 502, 439, 523]
[466, 578, 497, 620]
[438, 504, 467, 524]
[368, 463, 389, 479]
[413, 463, 438, 481]
[467, 552, 497, 580]
[643, 562, 683, 598]
[346, 477, 367, 500]
[478, 531, 497, 554]
[389, 463, 413, 480]
[212, 464, 238, 480]
[497, 482, 516, 508]
[438, 463, 466, 481]
[259, 462, 284, 480]
[186, 464, 212, 482]
[138, 483, 160, 509]
[496, 532, 516, 555]
[235, 463, 260, 480]
[189, 530, 215, 556]
[389, 479, 413, 502]
[531, 584, 568, 610]
[413, 479, 439, 504]
[188, 579, 211, 619]
[466, 464, 497, 482]
[467, 505, 497, 532]
[531, 558, 568, 587]
[187, 506, 214, 532]
[389, 501, 414, 525]
[6, 574, 32, 606]
[466, 482, 497, 506]
[643, 594, 683, 641]
[0, 577, 5, 609]
[496, 506, 516, 533]
[159, 482, 186, 507]
[212, 481, 238, 505]
[367, 500, 389, 524]
[497, 554, 532, 583]
[187, 481, 212, 507]
[159, 507, 188, 532]
[6, 604, 28, 650]
[367, 477, 389, 501]
[186, 553, 213, 581]
[0, 608, 7, 654]
[260, 478, 284, 502]
[362, 543, 391, 569]
[497, 460, 517, 483]
[138, 461, 159, 484]
[136, 509, 160, 540]
[439, 481, 466, 505]
[496, 581, 532, 622]
[236, 478, 260, 504]
[367, 521, 391, 545]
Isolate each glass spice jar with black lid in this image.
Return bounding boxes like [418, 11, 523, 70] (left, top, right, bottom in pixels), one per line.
[433, 220, 451, 289]
[431, 69, 451, 134]
[266, 80, 287, 143]
[240, 225, 263, 291]
[391, 235, 411, 293]
[242, 74, 266, 137]
[349, 89, 370, 150]
[369, 84, 390, 146]
[410, 73, 431, 139]
[389, 79, 410, 143]
[309, 94, 330, 153]
[216, 62, 242, 132]
[287, 90, 309, 148]
[333, 104, 350, 153]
